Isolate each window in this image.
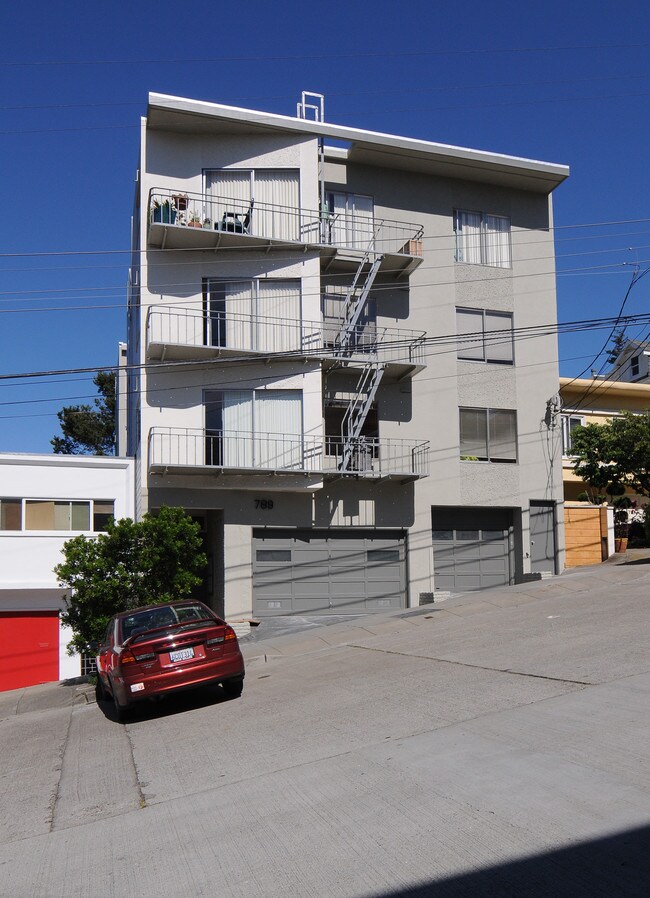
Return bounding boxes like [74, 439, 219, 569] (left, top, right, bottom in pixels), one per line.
[25, 500, 90, 531]
[204, 169, 300, 241]
[326, 191, 374, 249]
[630, 355, 640, 377]
[204, 389, 303, 469]
[0, 499, 22, 530]
[2, 499, 112, 533]
[203, 278, 301, 353]
[256, 550, 291, 562]
[456, 308, 514, 364]
[93, 502, 114, 532]
[561, 415, 584, 456]
[459, 408, 517, 463]
[454, 210, 511, 268]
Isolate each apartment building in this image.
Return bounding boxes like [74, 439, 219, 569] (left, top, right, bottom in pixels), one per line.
[123, 92, 568, 619]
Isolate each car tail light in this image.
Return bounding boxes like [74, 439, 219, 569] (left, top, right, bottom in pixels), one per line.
[120, 650, 136, 665]
[223, 626, 238, 651]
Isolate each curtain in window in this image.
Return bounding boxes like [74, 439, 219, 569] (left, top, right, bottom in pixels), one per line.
[205, 170, 251, 228]
[489, 410, 517, 461]
[455, 211, 482, 264]
[485, 312, 514, 363]
[224, 281, 253, 350]
[484, 215, 511, 268]
[459, 409, 488, 459]
[329, 192, 374, 250]
[254, 170, 300, 240]
[256, 281, 301, 352]
[255, 390, 302, 468]
[222, 391, 254, 466]
[456, 308, 485, 360]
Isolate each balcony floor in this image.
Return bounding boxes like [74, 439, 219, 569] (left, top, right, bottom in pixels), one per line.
[147, 222, 422, 276]
[145, 340, 424, 380]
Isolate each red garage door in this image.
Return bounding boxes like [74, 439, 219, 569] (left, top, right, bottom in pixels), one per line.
[0, 612, 59, 692]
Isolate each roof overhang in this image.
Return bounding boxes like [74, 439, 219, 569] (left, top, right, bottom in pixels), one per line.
[147, 93, 569, 195]
[559, 376, 650, 403]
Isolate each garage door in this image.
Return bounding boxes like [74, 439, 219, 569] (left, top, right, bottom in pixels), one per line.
[0, 611, 59, 692]
[432, 507, 514, 592]
[252, 529, 406, 615]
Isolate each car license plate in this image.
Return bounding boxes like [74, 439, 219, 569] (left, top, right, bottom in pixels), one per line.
[169, 647, 194, 663]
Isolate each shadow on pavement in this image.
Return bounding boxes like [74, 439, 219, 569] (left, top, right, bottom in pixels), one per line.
[359, 823, 650, 897]
[96, 681, 239, 724]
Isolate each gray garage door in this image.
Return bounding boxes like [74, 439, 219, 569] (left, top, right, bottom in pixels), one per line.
[252, 529, 406, 615]
[432, 507, 514, 592]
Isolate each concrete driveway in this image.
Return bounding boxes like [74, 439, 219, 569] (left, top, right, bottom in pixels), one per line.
[1, 557, 650, 896]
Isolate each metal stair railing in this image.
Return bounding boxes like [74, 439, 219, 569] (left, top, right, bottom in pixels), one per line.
[340, 362, 386, 471]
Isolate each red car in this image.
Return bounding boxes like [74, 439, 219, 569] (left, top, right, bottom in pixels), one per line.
[95, 600, 245, 720]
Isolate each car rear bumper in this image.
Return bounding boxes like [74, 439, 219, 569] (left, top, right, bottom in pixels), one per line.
[114, 652, 245, 705]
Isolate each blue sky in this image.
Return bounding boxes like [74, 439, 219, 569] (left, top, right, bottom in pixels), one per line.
[2, 0, 650, 452]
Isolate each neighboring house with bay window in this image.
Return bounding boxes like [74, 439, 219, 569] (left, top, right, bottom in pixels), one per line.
[0, 454, 134, 692]
[121, 91, 568, 616]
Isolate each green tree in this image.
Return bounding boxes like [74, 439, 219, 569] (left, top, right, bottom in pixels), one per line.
[571, 411, 650, 499]
[51, 370, 116, 455]
[606, 328, 628, 366]
[55, 507, 207, 654]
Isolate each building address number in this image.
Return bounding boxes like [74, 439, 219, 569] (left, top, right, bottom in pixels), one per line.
[255, 499, 274, 509]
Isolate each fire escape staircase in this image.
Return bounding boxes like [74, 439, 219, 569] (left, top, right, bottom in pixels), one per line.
[334, 240, 386, 473]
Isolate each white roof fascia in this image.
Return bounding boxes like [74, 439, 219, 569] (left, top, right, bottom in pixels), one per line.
[148, 93, 569, 184]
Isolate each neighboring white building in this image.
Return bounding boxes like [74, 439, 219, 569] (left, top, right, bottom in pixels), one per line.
[0, 454, 134, 691]
[123, 92, 569, 620]
[607, 339, 650, 384]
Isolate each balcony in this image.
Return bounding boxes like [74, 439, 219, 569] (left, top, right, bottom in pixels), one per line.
[147, 188, 423, 274]
[148, 428, 429, 483]
[146, 306, 427, 377]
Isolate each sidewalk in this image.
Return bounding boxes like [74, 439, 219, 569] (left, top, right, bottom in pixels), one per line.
[241, 549, 650, 664]
[0, 677, 95, 719]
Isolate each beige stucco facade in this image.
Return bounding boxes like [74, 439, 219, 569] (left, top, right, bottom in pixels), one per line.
[123, 93, 569, 617]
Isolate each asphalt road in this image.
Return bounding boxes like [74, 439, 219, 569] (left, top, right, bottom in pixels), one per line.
[1, 557, 650, 897]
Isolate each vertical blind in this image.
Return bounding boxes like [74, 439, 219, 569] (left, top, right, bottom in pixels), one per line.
[454, 210, 511, 268]
[205, 169, 300, 240]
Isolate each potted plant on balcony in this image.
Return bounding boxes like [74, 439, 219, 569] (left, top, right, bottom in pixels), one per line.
[151, 198, 176, 224]
[187, 212, 203, 229]
[171, 193, 188, 213]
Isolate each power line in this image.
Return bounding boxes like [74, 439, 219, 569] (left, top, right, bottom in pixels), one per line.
[1, 311, 648, 386]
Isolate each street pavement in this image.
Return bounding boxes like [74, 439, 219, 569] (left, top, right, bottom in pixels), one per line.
[1, 555, 650, 896]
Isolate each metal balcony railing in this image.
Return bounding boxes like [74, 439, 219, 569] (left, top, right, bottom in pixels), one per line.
[148, 428, 429, 479]
[146, 306, 427, 367]
[149, 188, 424, 257]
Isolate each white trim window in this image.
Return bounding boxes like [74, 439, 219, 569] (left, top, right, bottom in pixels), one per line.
[203, 278, 301, 353]
[561, 414, 585, 456]
[204, 169, 300, 241]
[456, 308, 514, 364]
[326, 191, 374, 249]
[204, 389, 304, 470]
[459, 408, 517, 463]
[454, 209, 511, 268]
[0, 499, 114, 532]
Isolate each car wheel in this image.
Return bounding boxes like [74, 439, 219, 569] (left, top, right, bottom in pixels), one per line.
[110, 679, 129, 722]
[95, 676, 107, 704]
[222, 678, 244, 699]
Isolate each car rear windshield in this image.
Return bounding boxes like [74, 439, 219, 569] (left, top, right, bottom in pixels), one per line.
[120, 604, 215, 642]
